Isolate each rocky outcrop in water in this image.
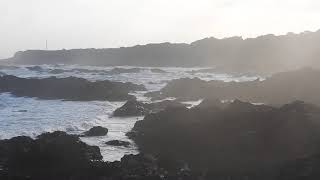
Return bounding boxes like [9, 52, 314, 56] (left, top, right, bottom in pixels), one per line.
[0, 131, 197, 180]
[0, 75, 146, 101]
[106, 140, 130, 147]
[113, 100, 148, 117]
[83, 126, 108, 137]
[113, 99, 185, 117]
[129, 100, 320, 179]
[146, 68, 320, 106]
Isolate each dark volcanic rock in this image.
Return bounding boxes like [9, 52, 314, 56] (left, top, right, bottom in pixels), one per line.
[195, 98, 224, 109]
[83, 126, 108, 137]
[0, 132, 198, 180]
[0, 75, 146, 101]
[113, 100, 148, 117]
[113, 99, 185, 117]
[105, 140, 130, 147]
[276, 152, 320, 180]
[0, 131, 103, 179]
[130, 100, 320, 178]
[146, 68, 320, 106]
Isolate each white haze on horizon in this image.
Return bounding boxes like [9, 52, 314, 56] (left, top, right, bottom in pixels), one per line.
[1, 0, 320, 58]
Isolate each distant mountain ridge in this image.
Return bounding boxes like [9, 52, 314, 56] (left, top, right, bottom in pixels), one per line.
[6, 30, 320, 75]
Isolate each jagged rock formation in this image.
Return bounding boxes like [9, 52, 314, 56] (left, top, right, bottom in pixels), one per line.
[146, 68, 320, 106]
[129, 100, 320, 179]
[113, 99, 185, 117]
[8, 30, 320, 75]
[0, 75, 146, 101]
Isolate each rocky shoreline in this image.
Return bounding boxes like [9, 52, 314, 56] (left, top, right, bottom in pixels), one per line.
[2, 67, 320, 179]
[146, 68, 320, 106]
[0, 131, 198, 180]
[2, 100, 320, 179]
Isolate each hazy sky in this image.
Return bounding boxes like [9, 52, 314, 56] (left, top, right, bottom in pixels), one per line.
[1, 0, 320, 58]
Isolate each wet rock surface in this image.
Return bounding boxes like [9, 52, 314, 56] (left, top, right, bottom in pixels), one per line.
[0, 131, 199, 180]
[113, 99, 148, 117]
[113, 99, 185, 117]
[83, 126, 108, 137]
[0, 75, 146, 101]
[129, 100, 320, 178]
[0, 131, 103, 179]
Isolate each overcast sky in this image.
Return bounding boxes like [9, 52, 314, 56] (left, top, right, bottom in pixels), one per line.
[1, 0, 320, 58]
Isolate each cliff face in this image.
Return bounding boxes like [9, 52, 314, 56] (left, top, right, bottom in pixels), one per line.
[9, 30, 320, 75]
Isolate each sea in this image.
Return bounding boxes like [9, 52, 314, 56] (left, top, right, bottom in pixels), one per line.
[0, 64, 259, 161]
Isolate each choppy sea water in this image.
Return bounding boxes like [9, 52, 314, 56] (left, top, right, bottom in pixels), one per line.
[0, 64, 260, 161]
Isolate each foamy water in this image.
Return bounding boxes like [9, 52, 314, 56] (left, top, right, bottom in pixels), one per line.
[0, 64, 260, 161]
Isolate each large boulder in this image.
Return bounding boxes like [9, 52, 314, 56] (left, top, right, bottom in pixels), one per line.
[83, 126, 108, 137]
[0, 75, 146, 101]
